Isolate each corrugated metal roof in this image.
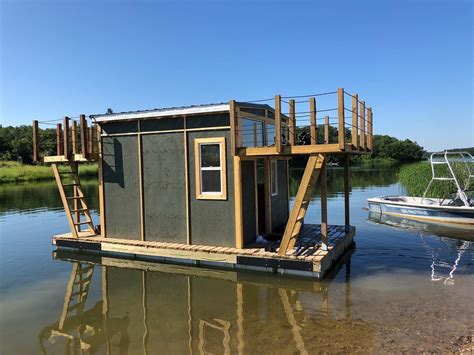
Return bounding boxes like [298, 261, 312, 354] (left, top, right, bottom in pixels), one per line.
[90, 102, 230, 122]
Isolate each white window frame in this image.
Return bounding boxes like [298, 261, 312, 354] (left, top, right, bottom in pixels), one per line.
[271, 160, 278, 196]
[194, 137, 227, 200]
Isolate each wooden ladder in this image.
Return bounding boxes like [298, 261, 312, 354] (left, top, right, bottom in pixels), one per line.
[52, 162, 95, 238]
[278, 154, 326, 256]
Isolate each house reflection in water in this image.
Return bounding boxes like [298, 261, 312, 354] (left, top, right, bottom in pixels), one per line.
[39, 251, 374, 354]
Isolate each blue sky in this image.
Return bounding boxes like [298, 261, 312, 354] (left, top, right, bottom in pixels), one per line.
[1, 0, 472, 151]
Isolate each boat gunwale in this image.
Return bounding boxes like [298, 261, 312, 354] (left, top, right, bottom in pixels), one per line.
[367, 195, 474, 213]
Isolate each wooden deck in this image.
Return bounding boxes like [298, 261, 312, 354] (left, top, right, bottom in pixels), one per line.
[53, 224, 355, 278]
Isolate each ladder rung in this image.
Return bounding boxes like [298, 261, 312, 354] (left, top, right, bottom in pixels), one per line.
[67, 196, 84, 200]
[74, 220, 92, 225]
[59, 171, 75, 175]
[71, 208, 88, 213]
[63, 183, 79, 187]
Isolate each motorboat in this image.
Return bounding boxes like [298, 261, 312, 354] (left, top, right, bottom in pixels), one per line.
[368, 151, 474, 227]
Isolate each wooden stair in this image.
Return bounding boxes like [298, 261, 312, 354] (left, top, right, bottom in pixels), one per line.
[278, 154, 326, 256]
[52, 162, 95, 238]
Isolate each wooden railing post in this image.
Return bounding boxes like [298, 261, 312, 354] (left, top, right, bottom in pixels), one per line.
[337, 88, 345, 150]
[367, 108, 373, 151]
[275, 95, 282, 153]
[351, 94, 358, 148]
[310, 97, 317, 145]
[360, 101, 366, 150]
[289, 99, 296, 145]
[324, 116, 329, 144]
[230, 100, 237, 156]
[63, 116, 70, 159]
[56, 123, 63, 156]
[32, 120, 39, 162]
[71, 120, 78, 154]
[343, 155, 350, 227]
[80, 114, 88, 158]
[88, 126, 94, 156]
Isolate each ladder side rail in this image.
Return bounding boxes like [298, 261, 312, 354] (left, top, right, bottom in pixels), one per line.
[52, 164, 80, 238]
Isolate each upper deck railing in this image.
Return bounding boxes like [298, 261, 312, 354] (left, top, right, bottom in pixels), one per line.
[32, 115, 99, 163]
[231, 88, 373, 156]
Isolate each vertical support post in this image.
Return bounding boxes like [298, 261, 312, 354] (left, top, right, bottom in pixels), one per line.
[234, 156, 243, 248]
[97, 124, 106, 238]
[88, 127, 94, 156]
[275, 95, 282, 153]
[360, 101, 366, 150]
[80, 114, 88, 158]
[320, 158, 328, 251]
[56, 123, 63, 156]
[63, 117, 70, 159]
[253, 122, 258, 147]
[288, 99, 296, 145]
[32, 120, 39, 162]
[137, 121, 145, 241]
[324, 116, 329, 144]
[367, 108, 373, 151]
[351, 94, 358, 148]
[337, 88, 345, 150]
[72, 120, 78, 154]
[230, 100, 237, 156]
[184, 116, 191, 244]
[343, 155, 350, 227]
[309, 97, 317, 145]
[264, 158, 272, 235]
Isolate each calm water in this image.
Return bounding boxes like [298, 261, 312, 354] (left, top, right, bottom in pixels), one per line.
[0, 168, 473, 354]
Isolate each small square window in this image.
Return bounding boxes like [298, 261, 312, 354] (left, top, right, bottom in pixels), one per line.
[271, 160, 278, 196]
[195, 138, 227, 200]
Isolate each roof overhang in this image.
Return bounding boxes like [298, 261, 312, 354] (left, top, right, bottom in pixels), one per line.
[91, 103, 230, 123]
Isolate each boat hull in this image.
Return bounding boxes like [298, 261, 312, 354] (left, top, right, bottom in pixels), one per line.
[367, 196, 474, 226]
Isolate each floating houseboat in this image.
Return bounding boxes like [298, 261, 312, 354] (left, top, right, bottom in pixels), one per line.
[33, 88, 374, 278]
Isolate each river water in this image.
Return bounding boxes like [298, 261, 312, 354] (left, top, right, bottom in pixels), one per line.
[0, 168, 472, 354]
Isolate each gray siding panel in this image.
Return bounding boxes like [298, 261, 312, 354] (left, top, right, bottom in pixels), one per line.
[102, 135, 141, 239]
[186, 113, 230, 129]
[142, 133, 187, 243]
[188, 130, 235, 247]
[271, 160, 289, 233]
[141, 117, 184, 132]
[241, 161, 256, 245]
[102, 121, 138, 135]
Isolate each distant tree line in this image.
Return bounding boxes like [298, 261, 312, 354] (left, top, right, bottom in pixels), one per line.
[0, 125, 57, 163]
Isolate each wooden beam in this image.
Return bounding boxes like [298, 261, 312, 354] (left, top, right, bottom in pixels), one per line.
[360, 101, 366, 150]
[351, 94, 358, 148]
[253, 122, 258, 147]
[32, 120, 39, 162]
[63, 117, 70, 159]
[289, 99, 296, 145]
[184, 117, 191, 244]
[88, 127, 94, 155]
[324, 116, 329, 144]
[71, 120, 78, 154]
[320, 158, 328, 250]
[310, 97, 317, 145]
[263, 158, 272, 235]
[97, 124, 106, 238]
[337, 88, 345, 150]
[343, 155, 350, 227]
[80, 114, 88, 158]
[230, 100, 237, 156]
[367, 107, 373, 151]
[56, 123, 63, 156]
[254, 160, 259, 237]
[275, 95, 282, 153]
[138, 121, 145, 241]
[234, 156, 243, 248]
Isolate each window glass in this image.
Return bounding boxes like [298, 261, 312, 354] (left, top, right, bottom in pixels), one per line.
[200, 144, 220, 167]
[201, 170, 221, 192]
